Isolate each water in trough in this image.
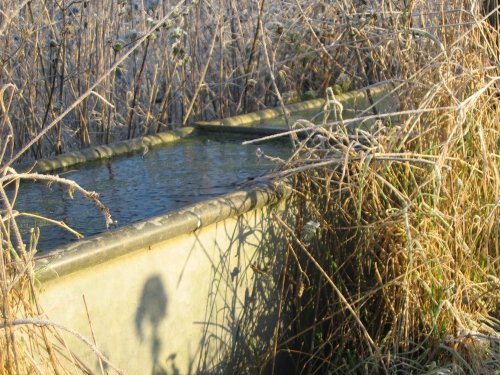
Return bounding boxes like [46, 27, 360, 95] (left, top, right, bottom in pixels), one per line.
[11, 134, 290, 251]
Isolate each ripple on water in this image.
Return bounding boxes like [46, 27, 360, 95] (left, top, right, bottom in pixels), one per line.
[11, 135, 290, 251]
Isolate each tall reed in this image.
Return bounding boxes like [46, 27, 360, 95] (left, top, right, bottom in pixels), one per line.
[0, 0, 342, 159]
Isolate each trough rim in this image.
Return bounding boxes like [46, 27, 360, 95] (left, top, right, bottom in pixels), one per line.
[195, 84, 388, 127]
[20, 84, 388, 174]
[35, 181, 291, 284]
[19, 127, 196, 174]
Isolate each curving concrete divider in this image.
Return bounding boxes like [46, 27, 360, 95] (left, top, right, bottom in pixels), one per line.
[25, 127, 196, 173]
[195, 84, 392, 129]
[36, 181, 292, 373]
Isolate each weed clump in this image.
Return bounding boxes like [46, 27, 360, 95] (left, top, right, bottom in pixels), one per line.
[266, 3, 499, 374]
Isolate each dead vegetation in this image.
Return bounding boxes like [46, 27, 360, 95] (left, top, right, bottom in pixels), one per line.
[258, 1, 499, 373]
[0, 0, 499, 373]
[0, 0, 354, 158]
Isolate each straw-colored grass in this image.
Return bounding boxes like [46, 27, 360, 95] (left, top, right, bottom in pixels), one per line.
[260, 2, 499, 373]
[0, 86, 118, 373]
[0, 0, 346, 158]
[0, 0, 498, 373]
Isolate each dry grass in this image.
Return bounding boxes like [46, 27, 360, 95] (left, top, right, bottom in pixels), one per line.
[0, 0, 348, 158]
[0, 84, 119, 372]
[260, 1, 500, 373]
[0, 0, 498, 373]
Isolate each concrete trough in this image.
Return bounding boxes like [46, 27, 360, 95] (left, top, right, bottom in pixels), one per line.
[31, 85, 397, 372]
[36, 182, 292, 374]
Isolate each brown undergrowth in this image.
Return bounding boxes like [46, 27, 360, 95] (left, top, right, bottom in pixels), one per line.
[0, 1, 498, 373]
[260, 3, 499, 374]
[0, 87, 118, 372]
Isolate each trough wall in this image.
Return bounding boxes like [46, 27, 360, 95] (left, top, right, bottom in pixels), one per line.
[37, 184, 291, 374]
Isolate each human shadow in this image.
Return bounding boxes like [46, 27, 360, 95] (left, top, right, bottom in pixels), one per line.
[135, 275, 169, 375]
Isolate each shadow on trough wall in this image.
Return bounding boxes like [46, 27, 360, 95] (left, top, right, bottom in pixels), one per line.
[135, 275, 170, 374]
[127, 188, 294, 374]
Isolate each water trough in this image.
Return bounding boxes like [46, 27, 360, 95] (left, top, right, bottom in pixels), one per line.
[37, 182, 290, 374]
[29, 86, 394, 373]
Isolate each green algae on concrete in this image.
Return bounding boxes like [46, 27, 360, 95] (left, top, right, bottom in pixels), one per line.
[196, 84, 395, 129]
[28, 127, 196, 173]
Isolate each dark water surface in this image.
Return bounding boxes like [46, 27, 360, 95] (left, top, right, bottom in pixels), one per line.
[12, 135, 290, 251]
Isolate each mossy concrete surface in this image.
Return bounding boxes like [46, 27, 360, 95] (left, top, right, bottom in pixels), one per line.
[25, 127, 196, 173]
[196, 124, 286, 137]
[195, 84, 391, 128]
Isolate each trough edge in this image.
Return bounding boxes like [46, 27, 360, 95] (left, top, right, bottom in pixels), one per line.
[35, 181, 291, 284]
